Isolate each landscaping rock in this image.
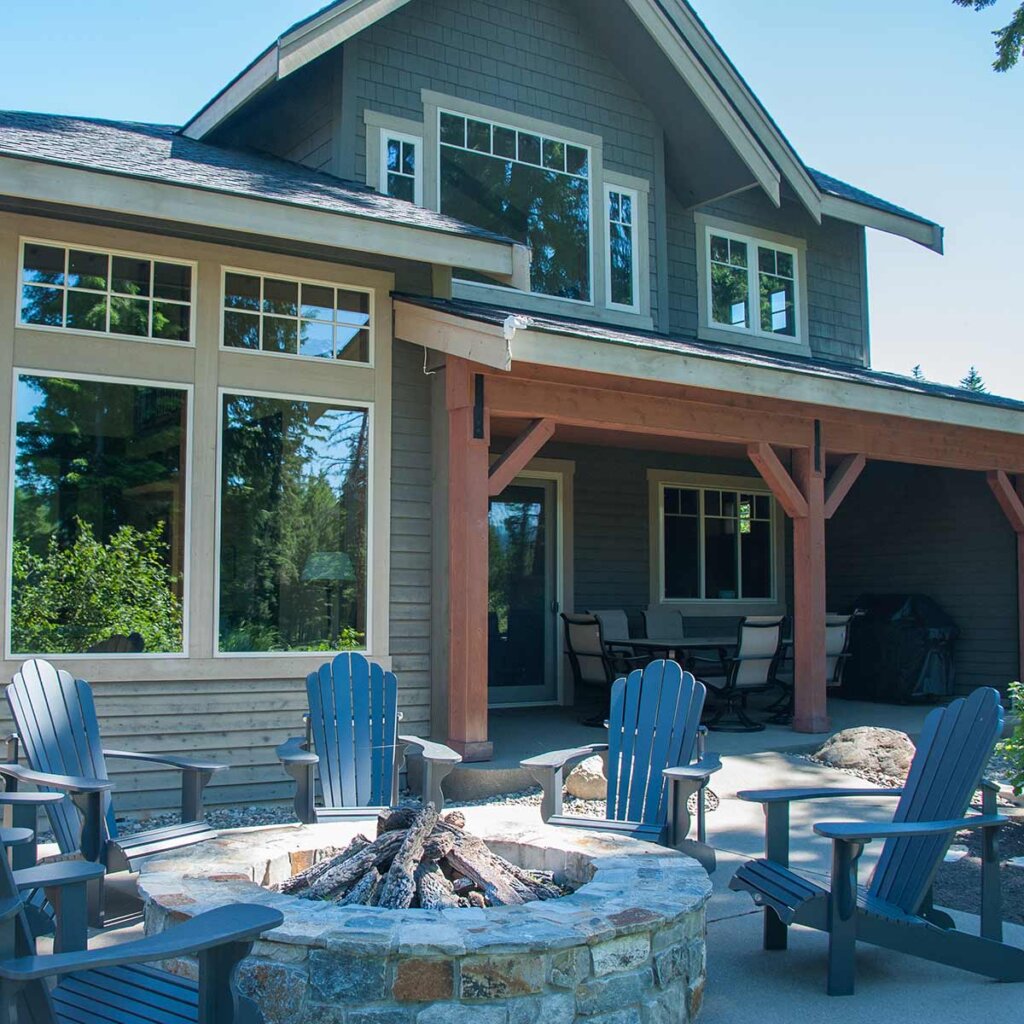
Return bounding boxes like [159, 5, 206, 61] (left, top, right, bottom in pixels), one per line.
[812, 727, 915, 781]
[566, 755, 607, 800]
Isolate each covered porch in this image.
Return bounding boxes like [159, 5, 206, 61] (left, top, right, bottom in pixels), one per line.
[396, 297, 1024, 765]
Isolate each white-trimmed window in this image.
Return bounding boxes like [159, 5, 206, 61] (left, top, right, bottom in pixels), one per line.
[438, 108, 593, 302]
[380, 131, 422, 205]
[700, 223, 803, 343]
[605, 184, 639, 311]
[216, 389, 371, 655]
[659, 484, 776, 602]
[18, 239, 193, 344]
[8, 370, 190, 657]
[221, 269, 372, 365]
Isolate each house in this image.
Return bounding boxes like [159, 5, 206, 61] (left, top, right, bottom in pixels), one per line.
[0, 0, 1021, 811]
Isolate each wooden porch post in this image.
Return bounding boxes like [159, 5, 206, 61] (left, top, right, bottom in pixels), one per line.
[446, 357, 493, 762]
[985, 470, 1024, 683]
[791, 443, 829, 733]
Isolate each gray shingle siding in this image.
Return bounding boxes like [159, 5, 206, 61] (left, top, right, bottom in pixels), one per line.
[826, 462, 1019, 695]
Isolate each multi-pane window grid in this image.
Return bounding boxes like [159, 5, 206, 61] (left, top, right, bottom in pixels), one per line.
[222, 272, 371, 364]
[607, 187, 637, 309]
[19, 242, 192, 343]
[385, 136, 417, 203]
[709, 231, 798, 339]
[439, 111, 589, 180]
[662, 486, 773, 600]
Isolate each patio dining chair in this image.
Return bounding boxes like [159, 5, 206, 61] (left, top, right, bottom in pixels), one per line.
[277, 652, 462, 823]
[768, 613, 853, 724]
[730, 686, 1024, 995]
[0, 827, 283, 1024]
[589, 609, 636, 656]
[561, 613, 647, 726]
[692, 615, 784, 732]
[642, 606, 686, 642]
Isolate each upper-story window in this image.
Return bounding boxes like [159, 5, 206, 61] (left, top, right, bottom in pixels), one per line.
[18, 240, 193, 343]
[438, 109, 592, 302]
[380, 131, 422, 205]
[701, 224, 802, 343]
[606, 185, 639, 311]
[221, 270, 372, 365]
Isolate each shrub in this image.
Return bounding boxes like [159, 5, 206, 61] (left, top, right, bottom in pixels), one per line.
[997, 680, 1024, 795]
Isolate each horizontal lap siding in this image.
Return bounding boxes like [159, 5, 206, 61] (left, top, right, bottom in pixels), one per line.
[826, 462, 1019, 694]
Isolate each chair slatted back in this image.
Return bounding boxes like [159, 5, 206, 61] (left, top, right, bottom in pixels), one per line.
[869, 686, 1003, 915]
[306, 653, 399, 809]
[643, 607, 685, 642]
[606, 661, 706, 826]
[6, 660, 115, 853]
[733, 616, 784, 687]
[0, 831, 59, 1023]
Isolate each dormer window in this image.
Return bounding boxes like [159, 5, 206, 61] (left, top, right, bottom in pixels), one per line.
[381, 132, 421, 205]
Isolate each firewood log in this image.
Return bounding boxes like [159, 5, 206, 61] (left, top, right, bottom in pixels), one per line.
[442, 810, 466, 829]
[377, 806, 419, 835]
[277, 837, 368, 894]
[335, 867, 381, 906]
[442, 830, 524, 906]
[422, 830, 456, 862]
[301, 829, 406, 900]
[415, 860, 461, 909]
[377, 804, 440, 909]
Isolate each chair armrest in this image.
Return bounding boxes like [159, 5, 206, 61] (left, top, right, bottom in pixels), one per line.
[663, 753, 722, 782]
[103, 749, 227, 773]
[276, 737, 318, 766]
[0, 791, 66, 807]
[399, 735, 462, 766]
[0, 904, 283, 982]
[521, 744, 608, 772]
[814, 814, 1008, 843]
[0, 764, 112, 795]
[14, 859, 106, 890]
[738, 787, 903, 805]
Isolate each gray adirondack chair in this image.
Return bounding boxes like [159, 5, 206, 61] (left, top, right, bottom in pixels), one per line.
[277, 652, 462, 823]
[521, 660, 721, 871]
[2, 659, 228, 924]
[730, 686, 1024, 995]
[0, 827, 283, 1024]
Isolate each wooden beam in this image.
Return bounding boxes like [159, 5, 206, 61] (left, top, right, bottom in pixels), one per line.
[791, 445, 829, 734]
[987, 470, 1024, 534]
[446, 357, 493, 763]
[824, 454, 867, 520]
[746, 443, 808, 519]
[488, 418, 555, 497]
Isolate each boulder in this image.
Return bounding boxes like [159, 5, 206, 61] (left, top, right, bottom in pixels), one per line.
[812, 727, 916, 780]
[565, 755, 607, 800]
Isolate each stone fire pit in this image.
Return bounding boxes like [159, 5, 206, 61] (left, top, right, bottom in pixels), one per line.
[137, 809, 711, 1024]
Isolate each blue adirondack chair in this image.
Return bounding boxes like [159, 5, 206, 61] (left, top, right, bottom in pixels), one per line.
[2, 659, 228, 924]
[277, 652, 462, 822]
[730, 686, 1024, 995]
[521, 660, 721, 871]
[0, 827, 282, 1024]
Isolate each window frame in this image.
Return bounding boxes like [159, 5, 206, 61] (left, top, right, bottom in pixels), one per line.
[604, 182, 641, 313]
[5, 366, 194, 661]
[378, 129, 423, 206]
[647, 469, 786, 615]
[16, 237, 197, 348]
[694, 215, 809, 355]
[212, 385, 377, 659]
[218, 266, 375, 369]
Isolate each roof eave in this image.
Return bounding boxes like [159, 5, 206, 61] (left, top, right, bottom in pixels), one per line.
[822, 194, 944, 254]
[181, 46, 278, 141]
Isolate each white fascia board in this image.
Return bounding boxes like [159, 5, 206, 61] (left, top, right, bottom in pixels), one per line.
[181, 47, 278, 141]
[822, 195, 944, 254]
[0, 156, 521, 280]
[279, 0, 415, 77]
[664, 0, 822, 223]
[394, 302, 510, 370]
[622, 0, 781, 207]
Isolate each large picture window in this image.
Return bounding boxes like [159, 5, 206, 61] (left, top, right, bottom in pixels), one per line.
[218, 392, 369, 654]
[9, 373, 188, 655]
[438, 110, 591, 301]
[19, 241, 193, 343]
[662, 485, 774, 601]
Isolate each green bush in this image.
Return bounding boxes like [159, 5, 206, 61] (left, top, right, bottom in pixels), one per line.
[998, 680, 1024, 795]
[11, 518, 183, 654]
[218, 621, 365, 653]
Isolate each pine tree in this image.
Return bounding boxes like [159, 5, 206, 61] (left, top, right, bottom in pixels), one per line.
[960, 366, 988, 393]
[911, 364, 927, 381]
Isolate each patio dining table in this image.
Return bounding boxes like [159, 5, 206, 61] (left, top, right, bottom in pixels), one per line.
[604, 635, 738, 657]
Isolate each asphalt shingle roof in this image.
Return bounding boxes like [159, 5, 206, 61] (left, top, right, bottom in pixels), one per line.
[399, 294, 1023, 413]
[809, 167, 938, 228]
[0, 110, 515, 246]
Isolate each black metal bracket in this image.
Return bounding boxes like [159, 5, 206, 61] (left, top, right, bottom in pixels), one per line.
[473, 374, 485, 439]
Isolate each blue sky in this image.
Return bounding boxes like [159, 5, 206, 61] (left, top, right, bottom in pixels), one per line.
[2, 1, 1020, 394]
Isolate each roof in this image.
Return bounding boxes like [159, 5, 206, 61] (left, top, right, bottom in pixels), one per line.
[398, 294, 1024, 414]
[809, 168, 938, 229]
[0, 110, 514, 247]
